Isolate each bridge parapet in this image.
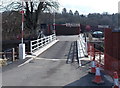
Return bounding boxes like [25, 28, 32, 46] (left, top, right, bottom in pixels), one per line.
[78, 34, 88, 57]
[30, 34, 56, 54]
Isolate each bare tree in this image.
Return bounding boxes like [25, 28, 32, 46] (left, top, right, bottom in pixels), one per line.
[1, 0, 59, 33]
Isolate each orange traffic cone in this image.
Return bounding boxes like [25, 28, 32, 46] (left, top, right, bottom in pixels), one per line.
[92, 63, 104, 84]
[112, 72, 120, 88]
[89, 57, 96, 74]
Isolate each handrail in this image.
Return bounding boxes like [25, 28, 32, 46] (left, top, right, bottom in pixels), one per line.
[78, 34, 88, 56]
[30, 34, 56, 53]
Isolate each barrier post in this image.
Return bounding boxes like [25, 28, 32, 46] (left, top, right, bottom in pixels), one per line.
[19, 43, 25, 59]
[85, 41, 88, 57]
[12, 48, 15, 61]
[37, 39, 39, 49]
[99, 52, 101, 64]
[41, 38, 43, 47]
[90, 45, 92, 60]
[19, 2, 25, 60]
[30, 41, 33, 54]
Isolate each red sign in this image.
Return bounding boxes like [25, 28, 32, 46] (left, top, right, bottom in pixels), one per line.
[20, 10, 24, 14]
[86, 25, 91, 31]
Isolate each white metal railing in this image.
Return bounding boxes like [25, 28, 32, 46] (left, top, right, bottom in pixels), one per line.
[79, 34, 85, 53]
[30, 34, 56, 53]
[78, 34, 88, 56]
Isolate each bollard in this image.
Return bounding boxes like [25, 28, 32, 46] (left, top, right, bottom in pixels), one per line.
[19, 43, 25, 59]
[12, 48, 15, 61]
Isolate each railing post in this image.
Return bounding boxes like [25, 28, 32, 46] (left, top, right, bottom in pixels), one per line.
[85, 41, 88, 57]
[54, 34, 56, 40]
[41, 38, 43, 47]
[53, 34, 55, 40]
[44, 37, 46, 45]
[51, 35, 52, 41]
[45, 36, 47, 45]
[99, 51, 101, 64]
[30, 41, 32, 54]
[47, 36, 49, 44]
[90, 45, 92, 59]
[46, 36, 47, 44]
[37, 39, 39, 49]
[52, 34, 54, 40]
[49, 36, 50, 42]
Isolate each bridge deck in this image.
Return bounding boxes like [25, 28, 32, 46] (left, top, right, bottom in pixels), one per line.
[38, 41, 72, 59]
[2, 35, 113, 87]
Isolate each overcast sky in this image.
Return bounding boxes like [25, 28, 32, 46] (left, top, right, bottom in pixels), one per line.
[59, 0, 119, 15]
[0, 0, 120, 14]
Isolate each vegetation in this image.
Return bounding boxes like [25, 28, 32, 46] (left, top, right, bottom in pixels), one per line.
[1, 1, 59, 40]
[1, 3, 118, 40]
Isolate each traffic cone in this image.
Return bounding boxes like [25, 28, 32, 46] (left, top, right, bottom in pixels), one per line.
[112, 72, 120, 88]
[89, 57, 96, 74]
[92, 63, 104, 84]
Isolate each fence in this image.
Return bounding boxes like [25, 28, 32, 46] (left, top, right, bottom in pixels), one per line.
[88, 43, 95, 57]
[88, 29, 120, 78]
[104, 29, 120, 77]
[79, 34, 86, 54]
[87, 43, 104, 68]
[30, 34, 56, 53]
[2, 48, 17, 63]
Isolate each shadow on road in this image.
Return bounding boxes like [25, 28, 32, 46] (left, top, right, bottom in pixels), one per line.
[63, 73, 113, 88]
[66, 41, 79, 64]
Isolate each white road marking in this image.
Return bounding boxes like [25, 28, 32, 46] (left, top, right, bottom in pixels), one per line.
[36, 57, 67, 61]
[18, 58, 34, 67]
[18, 57, 67, 67]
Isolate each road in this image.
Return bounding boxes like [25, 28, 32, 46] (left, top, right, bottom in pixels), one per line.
[2, 35, 113, 87]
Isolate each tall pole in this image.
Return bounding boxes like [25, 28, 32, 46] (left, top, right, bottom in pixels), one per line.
[19, 1, 25, 60]
[21, 1, 24, 44]
[53, 11, 56, 34]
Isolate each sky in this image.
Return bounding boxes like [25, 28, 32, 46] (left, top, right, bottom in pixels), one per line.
[59, 0, 120, 15]
[0, 0, 120, 14]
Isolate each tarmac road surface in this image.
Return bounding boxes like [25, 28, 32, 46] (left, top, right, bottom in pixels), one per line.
[2, 35, 113, 87]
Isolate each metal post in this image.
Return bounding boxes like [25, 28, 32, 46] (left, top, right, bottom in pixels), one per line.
[37, 39, 39, 49]
[19, 1, 25, 60]
[85, 41, 88, 57]
[44, 37, 46, 45]
[53, 11, 56, 35]
[93, 44, 95, 58]
[41, 38, 43, 47]
[30, 41, 32, 54]
[49, 35, 51, 42]
[99, 52, 101, 64]
[90, 45, 92, 60]
[21, 1, 24, 44]
[12, 48, 15, 61]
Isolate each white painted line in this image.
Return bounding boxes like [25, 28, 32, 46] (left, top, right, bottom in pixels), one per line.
[18, 40, 59, 67]
[35, 57, 66, 61]
[18, 58, 34, 67]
